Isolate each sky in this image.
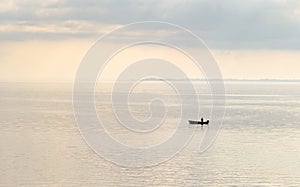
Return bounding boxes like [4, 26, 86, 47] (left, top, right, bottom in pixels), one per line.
[0, 0, 300, 82]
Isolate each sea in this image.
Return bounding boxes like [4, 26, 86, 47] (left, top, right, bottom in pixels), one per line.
[0, 81, 299, 186]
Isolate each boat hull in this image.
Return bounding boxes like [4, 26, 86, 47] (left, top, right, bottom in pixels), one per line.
[188, 120, 209, 125]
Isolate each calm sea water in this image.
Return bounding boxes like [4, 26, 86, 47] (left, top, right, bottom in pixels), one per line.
[0, 82, 299, 186]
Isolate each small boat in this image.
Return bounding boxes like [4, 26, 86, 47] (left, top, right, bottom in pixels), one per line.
[189, 118, 209, 125]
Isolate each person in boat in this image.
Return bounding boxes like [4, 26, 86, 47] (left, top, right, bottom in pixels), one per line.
[198, 118, 209, 125]
[199, 118, 204, 125]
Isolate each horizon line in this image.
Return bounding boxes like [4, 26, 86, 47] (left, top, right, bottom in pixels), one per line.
[1, 78, 300, 83]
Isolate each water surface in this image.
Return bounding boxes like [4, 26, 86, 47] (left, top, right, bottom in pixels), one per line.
[0, 82, 299, 186]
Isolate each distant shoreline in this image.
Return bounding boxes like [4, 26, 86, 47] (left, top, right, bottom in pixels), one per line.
[141, 78, 300, 82]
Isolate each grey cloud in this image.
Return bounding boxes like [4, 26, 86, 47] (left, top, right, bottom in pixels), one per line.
[1, 0, 300, 49]
[161, 0, 300, 49]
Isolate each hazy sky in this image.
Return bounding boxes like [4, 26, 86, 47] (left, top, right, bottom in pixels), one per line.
[1, 0, 300, 81]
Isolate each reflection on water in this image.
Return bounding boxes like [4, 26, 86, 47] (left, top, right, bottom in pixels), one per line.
[0, 82, 299, 186]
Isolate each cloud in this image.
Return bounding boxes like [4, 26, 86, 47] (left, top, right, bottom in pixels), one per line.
[0, 20, 121, 40]
[0, 0, 300, 49]
[161, 0, 300, 49]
